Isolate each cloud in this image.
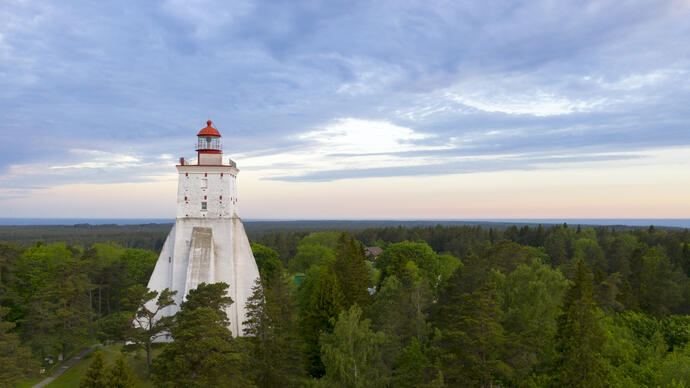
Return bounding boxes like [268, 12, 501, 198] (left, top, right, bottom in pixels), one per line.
[236, 118, 448, 180]
[0, 0, 689, 194]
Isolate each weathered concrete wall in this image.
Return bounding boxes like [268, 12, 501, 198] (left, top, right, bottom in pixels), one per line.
[185, 227, 214, 295]
[145, 216, 260, 337]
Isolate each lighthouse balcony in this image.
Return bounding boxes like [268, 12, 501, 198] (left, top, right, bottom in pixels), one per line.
[178, 157, 237, 167]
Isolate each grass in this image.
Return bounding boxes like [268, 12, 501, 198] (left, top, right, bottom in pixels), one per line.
[15, 343, 95, 388]
[15, 377, 43, 388]
[44, 345, 159, 388]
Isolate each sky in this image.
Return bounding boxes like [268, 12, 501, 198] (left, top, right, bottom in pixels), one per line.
[1, 0, 689, 219]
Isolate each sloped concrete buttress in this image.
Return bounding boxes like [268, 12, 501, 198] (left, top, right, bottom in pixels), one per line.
[143, 216, 260, 337]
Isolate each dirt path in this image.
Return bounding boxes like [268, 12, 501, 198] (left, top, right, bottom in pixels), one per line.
[32, 345, 98, 388]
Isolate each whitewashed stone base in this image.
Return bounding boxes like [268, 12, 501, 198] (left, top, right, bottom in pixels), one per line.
[145, 215, 260, 338]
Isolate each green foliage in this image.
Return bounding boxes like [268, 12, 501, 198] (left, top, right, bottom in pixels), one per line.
[320, 304, 386, 387]
[0, 307, 36, 388]
[602, 233, 638, 277]
[0, 243, 24, 307]
[105, 354, 138, 388]
[573, 236, 606, 272]
[300, 262, 345, 377]
[300, 232, 341, 250]
[369, 273, 433, 374]
[638, 249, 686, 316]
[243, 274, 305, 387]
[122, 285, 176, 375]
[80, 351, 107, 388]
[544, 225, 575, 265]
[290, 244, 336, 273]
[499, 261, 568, 382]
[334, 233, 372, 309]
[286, 232, 341, 273]
[430, 253, 509, 386]
[376, 241, 441, 290]
[655, 343, 690, 387]
[13, 243, 73, 301]
[437, 254, 461, 285]
[180, 281, 233, 313]
[120, 248, 158, 287]
[555, 260, 610, 386]
[152, 282, 252, 388]
[2, 223, 690, 387]
[661, 315, 690, 350]
[250, 242, 283, 285]
[52, 255, 92, 359]
[391, 338, 442, 388]
[478, 240, 544, 274]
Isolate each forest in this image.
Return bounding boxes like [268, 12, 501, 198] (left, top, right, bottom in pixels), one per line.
[1, 223, 689, 387]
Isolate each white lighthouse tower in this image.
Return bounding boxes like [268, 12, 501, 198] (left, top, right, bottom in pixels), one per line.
[145, 120, 260, 336]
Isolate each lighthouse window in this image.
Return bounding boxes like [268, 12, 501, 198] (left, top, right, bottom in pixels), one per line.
[201, 202, 207, 210]
[201, 178, 208, 188]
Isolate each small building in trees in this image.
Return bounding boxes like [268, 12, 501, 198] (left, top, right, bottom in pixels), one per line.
[365, 246, 382, 260]
[144, 120, 260, 337]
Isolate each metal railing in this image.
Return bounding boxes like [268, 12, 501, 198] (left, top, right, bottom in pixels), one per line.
[195, 142, 223, 151]
[179, 158, 237, 167]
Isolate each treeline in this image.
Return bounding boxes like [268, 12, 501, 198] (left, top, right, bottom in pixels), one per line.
[1, 223, 690, 387]
[254, 224, 690, 386]
[0, 224, 172, 252]
[0, 220, 636, 252]
[0, 242, 158, 386]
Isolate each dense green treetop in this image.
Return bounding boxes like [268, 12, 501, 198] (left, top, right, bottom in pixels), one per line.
[250, 242, 283, 285]
[376, 241, 442, 291]
[2, 223, 690, 387]
[320, 304, 387, 388]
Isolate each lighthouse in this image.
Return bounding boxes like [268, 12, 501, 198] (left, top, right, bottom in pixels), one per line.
[144, 120, 260, 337]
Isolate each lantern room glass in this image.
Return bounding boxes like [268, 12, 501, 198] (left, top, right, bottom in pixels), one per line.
[197, 136, 221, 151]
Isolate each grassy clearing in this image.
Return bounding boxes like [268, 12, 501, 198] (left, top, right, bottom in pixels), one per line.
[44, 345, 158, 388]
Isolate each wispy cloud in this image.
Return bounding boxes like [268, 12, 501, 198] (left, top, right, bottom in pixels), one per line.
[0, 1, 689, 214]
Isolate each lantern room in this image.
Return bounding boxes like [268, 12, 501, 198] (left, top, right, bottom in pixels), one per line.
[196, 120, 223, 165]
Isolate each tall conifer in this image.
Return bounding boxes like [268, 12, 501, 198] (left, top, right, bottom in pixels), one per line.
[334, 233, 372, 308]
[244, 274, 305, 387]
[555, 259, 609, 386]
[300, 263, 345, 377]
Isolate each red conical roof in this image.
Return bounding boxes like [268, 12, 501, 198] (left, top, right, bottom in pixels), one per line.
[197, 120, 221, 137]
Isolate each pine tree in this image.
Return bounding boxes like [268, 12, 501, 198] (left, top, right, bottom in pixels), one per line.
[105, 354, 138, 388]
[334, 233, 372, 309]
[123, 285, 176, 375]
[80, 351, 107, 388]
[555, 259, 609, 386]
[300, 263, 345, 377]
[430, 254, 507, 387]
[370, 265, 433, 375]
[391, 338, 441, 388]
[151, 282, 252, 388]
[243, 274, 305, 387]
